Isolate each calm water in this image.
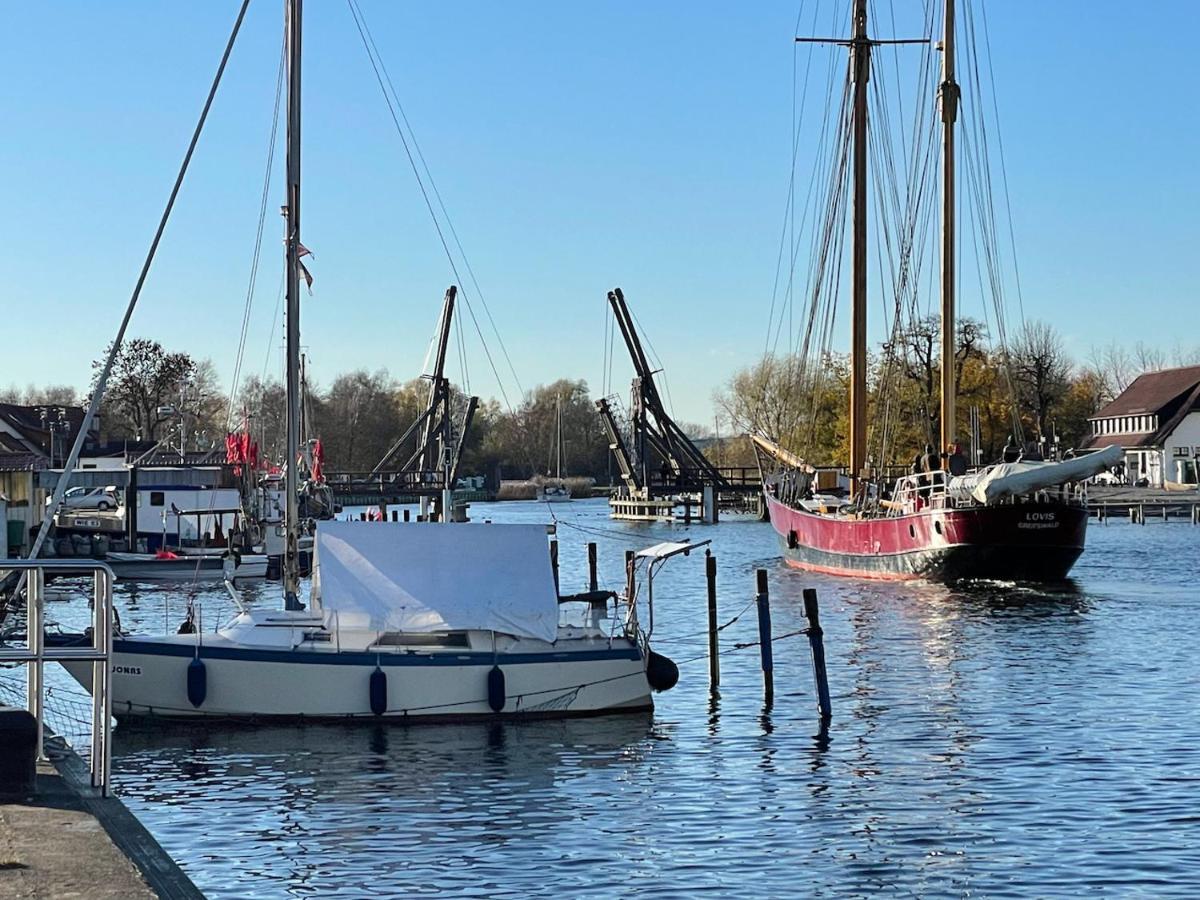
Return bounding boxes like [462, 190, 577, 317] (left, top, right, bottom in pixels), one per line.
[36, 500, 1200, 896]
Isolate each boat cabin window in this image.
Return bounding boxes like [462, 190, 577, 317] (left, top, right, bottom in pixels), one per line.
[150, 491, 165, 507]
[374, 632, 470, 648]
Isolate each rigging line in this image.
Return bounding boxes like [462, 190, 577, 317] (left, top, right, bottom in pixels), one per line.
[13, 0, 253, 604]
[345, 0, 515, 414]
[349, 0, 525, 400]
[261, 270, 287, 383]
[227, 38, 286, 431]
[976, 0, 1026, 324]
[763, 1, 811, 357]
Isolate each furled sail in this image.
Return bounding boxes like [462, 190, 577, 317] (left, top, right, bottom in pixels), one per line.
[946, 445, 1123, 506]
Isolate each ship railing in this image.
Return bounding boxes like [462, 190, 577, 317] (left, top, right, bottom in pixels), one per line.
[885, 471, 1088, 516]
[0, 560, 114, 796]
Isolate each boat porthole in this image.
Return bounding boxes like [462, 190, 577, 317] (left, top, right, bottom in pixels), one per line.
[934, 520, 943, 536]
[908, 524, 915, 539]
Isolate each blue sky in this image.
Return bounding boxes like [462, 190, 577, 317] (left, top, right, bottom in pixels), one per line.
[2, 2, 1196, 424]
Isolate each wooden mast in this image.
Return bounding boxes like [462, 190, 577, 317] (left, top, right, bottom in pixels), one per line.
[283, 0, 303, 606]
[939, 0, 960, 459]
[849, 0, 871, 492]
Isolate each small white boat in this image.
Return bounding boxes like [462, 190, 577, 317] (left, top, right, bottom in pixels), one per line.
[536, 483, 572, 503]
[100, 551, 267, 583]
[55, 522, 677, 721]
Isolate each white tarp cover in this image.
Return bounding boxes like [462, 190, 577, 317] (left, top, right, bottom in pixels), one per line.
[311, 522, 559, 643]
[946, 445, 1123, 506]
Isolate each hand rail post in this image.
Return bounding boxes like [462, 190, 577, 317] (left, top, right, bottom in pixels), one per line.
[27, 567, 44, 759]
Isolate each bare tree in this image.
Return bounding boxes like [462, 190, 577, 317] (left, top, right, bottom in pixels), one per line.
[1011, 321, 1070, 440]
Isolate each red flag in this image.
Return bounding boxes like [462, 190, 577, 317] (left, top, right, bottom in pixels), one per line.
[312, 438, 324, 482]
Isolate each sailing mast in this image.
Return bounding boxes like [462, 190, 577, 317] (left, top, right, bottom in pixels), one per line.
[939, 0, 960, 459]
[283, 0, 303, 608]
[848, 0, 870, 494]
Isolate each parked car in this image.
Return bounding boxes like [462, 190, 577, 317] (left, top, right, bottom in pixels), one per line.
[47, 486, 121, 513]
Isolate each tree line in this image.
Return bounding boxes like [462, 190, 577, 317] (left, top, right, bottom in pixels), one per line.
[714, 319, 1200, 469]
[5, 327, 1195, 479]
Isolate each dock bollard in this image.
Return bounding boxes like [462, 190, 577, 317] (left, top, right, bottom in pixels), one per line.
[587, 542, 598, 592]
[755, 569, 773, 701]
[802, 588, 832, 722]
[706, 550, 719, 689]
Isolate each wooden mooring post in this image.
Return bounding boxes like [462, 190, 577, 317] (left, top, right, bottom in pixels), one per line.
[802, 588, 832, 722]
[755, 569, 773, 701]
[587, 542, 598, 592]
[550, 539, 560, 594]
[706, 550, 719, 689]
[403, 508, 410, 522]
[1192, 504, 1199, 526]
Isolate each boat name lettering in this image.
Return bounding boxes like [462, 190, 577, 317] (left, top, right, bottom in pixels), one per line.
[1024, 512, 1057, 522]
[113, 664, 142, 676]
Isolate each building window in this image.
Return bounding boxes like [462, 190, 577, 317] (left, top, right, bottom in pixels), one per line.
[150, 491, 165, 507]
[1174, 447, 1189, 458]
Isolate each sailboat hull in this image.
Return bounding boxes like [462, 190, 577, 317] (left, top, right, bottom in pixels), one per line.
[765, 492, 1088, 582]
[54, 634, 653, 722]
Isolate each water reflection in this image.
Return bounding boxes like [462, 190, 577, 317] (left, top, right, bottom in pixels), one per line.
[50, 501, 1200, 897]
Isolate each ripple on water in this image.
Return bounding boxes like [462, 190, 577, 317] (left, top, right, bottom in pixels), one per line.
[32, 501, 1200, 897]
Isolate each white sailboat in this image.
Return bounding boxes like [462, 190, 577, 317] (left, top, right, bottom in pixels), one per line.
[536, 395, 573, 503]
[53, 0, 676, 721]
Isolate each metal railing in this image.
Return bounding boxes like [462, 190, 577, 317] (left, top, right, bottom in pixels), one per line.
[0, 560, 114, 796]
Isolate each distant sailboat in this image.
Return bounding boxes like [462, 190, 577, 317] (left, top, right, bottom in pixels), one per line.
[537, 395, 572, 503]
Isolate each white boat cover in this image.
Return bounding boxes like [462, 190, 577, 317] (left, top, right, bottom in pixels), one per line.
[311, 522, 559, 643]
[945, 445, 1123, 506]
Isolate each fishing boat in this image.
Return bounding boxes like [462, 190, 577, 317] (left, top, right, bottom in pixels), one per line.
[536, 396, 573, 502]
[756, 0, 1117, 582]
[51, 0, 677, 720]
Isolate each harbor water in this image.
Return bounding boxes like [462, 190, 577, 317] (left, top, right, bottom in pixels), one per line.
[33, 500, 1200, 896]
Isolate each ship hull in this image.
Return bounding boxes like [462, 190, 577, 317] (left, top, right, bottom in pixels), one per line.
[765, 492, 1088, 582]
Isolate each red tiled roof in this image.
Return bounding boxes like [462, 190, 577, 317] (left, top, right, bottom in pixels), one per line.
[1080, 432, 1157, 451]
[1091, 365, 1200, 419]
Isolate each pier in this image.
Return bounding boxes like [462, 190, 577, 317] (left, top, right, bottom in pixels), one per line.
[1086, 485, 1200, 521]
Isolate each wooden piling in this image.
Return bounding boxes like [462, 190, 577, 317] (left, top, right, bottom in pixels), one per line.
[755, 569, 773, 701]
[587, 542, 598, 592]
[706, 550, 719, 689]
[390, 510, 398, 522]
[550, 539, 560, 594]
[359, 512, 367, 521]
[802, 588, 832, 721]
[1140, 503, 1146, 525]
[1163, 504, 1169, 522]
[403, 509, 410, 522]
[625, 549, 635, 606]
[1192, 504, 1199, 526]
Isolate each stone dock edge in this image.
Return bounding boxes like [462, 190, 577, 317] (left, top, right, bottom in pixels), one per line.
[48, 737, 204, 899]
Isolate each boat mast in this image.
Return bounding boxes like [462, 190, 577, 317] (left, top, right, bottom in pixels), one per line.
[556, 396, 563, 481]
[283, 0, 303, 607]
[849, 0, 871, 494]
[939, 0, 960, 459]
